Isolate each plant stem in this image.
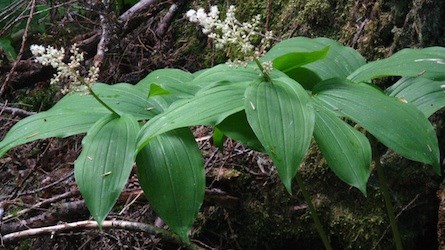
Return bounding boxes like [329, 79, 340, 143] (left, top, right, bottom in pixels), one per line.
[86, 84, 119, 116]
[295, 172, 332, 250]
[374, 153, 403, 250]
[71, 69, 119, 116]
[253, 58, 272, 82]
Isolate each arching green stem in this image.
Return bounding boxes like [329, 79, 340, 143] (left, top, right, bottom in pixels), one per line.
[85, 84, 119, 116]
[253, 58, 272, 82]
[72, 69, 119, 116]
[372, 143, 403, 250]
[295, 171, 332, 250]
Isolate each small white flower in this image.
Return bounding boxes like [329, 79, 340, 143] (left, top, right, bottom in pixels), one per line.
[261, 61, 273, 74]
[30, 44, 100, 95]
[186, 5, 274, 68]
[186, 9, 197, 22]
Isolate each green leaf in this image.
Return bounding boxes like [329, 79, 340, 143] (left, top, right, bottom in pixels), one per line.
[313, 78, 440, 173]
[191, 64, 260, 89]
[136, 128, 205, 243]
[148, 83, 171, 97]
[348, 47, 445, 82]
[245, 77, 315, 193]
[262, 37, 366, 87]
[136, 68, 198, 97]
[386, 77, 445, 118]
[312, 101, 371, 194]
[272, 46, 329, 73]
[137, 81, 249, 151]
[0, 37, 17, 61]
[212, 127, 225, 150]
[75, 114, 139, 226]
[0, 93, 110, 157]
[92, 83, 162, 119]
[215, 111, 263, 151]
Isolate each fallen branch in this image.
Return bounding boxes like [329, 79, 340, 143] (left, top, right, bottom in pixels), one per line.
[0, 102, 36, 117]
[119, 0, 159, 29]
[1, 200, 87, 235]
[94, 2, 113, 69]
[2, 190, 80, 223]
[2, 219, 204, 249]
[155, 1, 183, 37]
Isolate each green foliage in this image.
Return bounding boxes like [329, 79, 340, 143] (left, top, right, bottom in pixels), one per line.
[245, 76, 315, 193]
[0, 37, 17, 61]
[1, 36, 444, 244]
[313, 79, 440, 173]
[136, 128, 205, 243]
[348, 47, 445, 81]
[312, 101, 371, 194]
[75, 114, 139, 226]
[386, 77, 445, 118]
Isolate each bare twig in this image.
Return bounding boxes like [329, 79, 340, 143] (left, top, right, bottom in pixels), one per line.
[155, 1, 182, 37]
[119, 0, 159, 29]
[0, 102, 36, 117]
[2, 220, 204, 249]
[373, 194, 420, 249]
[2, 190, 80, 222]
[351, 18, 369, 48]
[265, 0, 271, 31]
[0, 171, 73, 201]
[0, 0, 36, 96]
[94, 1, 113, 69]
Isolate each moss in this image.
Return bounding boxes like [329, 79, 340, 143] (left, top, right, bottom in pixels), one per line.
[14, 84, 58, 112]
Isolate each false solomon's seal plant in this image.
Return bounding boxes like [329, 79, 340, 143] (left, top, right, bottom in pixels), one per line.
[0, 4, 444, 248]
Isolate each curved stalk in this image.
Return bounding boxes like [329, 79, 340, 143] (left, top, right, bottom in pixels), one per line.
[295, 172, 332, 250]
[71, 69, 119, 116]
[85, 84, 119, 116]
[373, 151, 403, 250]
[253, 58, 272, 82]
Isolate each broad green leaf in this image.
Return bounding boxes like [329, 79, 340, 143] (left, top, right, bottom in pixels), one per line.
[312, 101, 371, 194]
[0, 93, 109, 157]
[313, 79, 440, 173]
[0, 37, 17, 61]
[272, 46, 329, 73]
[386, 77, 445, 118]
[75, 114, 139, 226]
[137, 81, 249, 151]
[348, 47, 445, 82]
[216, 111, 263, 151]
[136, 128, 205, 243]
[245, 77, 315, 193]
[283, 67, 322, 90]
[93, 83, 161, 119]
[191, 64, 260, 89]
[136, 68, 198, 97]
[262, 37, 366, 87]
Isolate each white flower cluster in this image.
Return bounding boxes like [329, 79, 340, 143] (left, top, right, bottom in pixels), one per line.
[186, 5, 273, 69]
[30, 44, 99, 94]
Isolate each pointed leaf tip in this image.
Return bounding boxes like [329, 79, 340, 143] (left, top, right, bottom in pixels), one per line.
[136, 129, 205, 244]
[75, 114, 139, 226]
[245, 77, 314, 193]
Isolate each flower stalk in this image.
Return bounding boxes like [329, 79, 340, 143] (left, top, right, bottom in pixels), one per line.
[30, 44, 119, 116]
